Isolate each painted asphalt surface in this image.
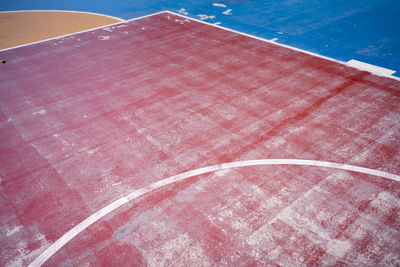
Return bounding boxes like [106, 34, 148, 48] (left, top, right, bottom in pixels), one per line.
[0, 0, 399, 75]
[1, 12, 399, 266]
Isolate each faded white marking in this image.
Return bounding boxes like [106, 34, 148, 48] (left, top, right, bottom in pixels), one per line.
[270, 38, 278, 42]
[215, 168, 231, 177]
[112, 182, 122, 187]
[222, 9, 232, 15]
[7, 118, 12, 122]
[213, 3, 227, 8]
[98, 35, 110, 40]
[264, 136, 286, 149]
[174, 18, 190, 24]
[30, 159, 399, 266]
[86, 147, 99, 155]
[32, 109, 46, 116]
[197, 14, 216, 20]
[214, 22, 221, 25]
[7, 226, 22, 237]
[178, 8, 189, 15]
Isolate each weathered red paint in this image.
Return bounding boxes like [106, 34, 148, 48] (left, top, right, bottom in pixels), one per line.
[0, 12, 399, 266]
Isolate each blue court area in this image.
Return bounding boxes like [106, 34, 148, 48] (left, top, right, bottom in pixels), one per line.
[1, 0, 399, 76]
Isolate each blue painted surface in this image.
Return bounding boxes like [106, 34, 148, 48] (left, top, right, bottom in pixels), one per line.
[1, 0, 399, 75]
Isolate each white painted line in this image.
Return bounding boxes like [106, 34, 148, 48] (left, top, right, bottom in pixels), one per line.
[164, 11, 400, 81]
[0, 10, 126, 23]
[29, 159, 399, 266]
[347, 59, 396, 77]
[2, 10, 399, 81]
[0, 10, 169, 53]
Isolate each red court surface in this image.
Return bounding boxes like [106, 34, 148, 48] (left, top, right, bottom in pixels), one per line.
[1, 12, 400, 266]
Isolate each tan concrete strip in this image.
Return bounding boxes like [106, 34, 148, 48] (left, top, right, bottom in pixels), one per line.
[0, 11, 122, 49]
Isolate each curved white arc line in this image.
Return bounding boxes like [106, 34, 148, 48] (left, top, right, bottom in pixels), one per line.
[0, 20, 124, 52]
[29, 159, 400, 266]
[0, 10, 169, 53]
[0, 10, 126, 22]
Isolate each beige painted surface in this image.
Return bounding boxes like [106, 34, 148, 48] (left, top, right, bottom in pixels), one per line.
[0, 11, 122, 49]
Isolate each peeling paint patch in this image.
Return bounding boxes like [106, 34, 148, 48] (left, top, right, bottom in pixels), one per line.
[213, 3, 227, 8]
[102, 27, 113, 32]
[222, 9, 232, 15]
[178, 8, 189, 15]
[197, 14, 216, 20]
[175, 18, 190, 24]
[99, 35, 111, 40]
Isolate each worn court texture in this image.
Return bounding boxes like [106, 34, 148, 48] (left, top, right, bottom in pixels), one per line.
[1, 12, 400, 266]
[2, 0, 400, 75]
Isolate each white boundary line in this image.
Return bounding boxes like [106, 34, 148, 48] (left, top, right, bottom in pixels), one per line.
[0, 10, 168, 52]
[29, 159, 399, 266]
[0, 10, 126, 22]
[1, 9, 399, 81]
[164, 11, 400, 81]
[347, 59, 396, 76]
